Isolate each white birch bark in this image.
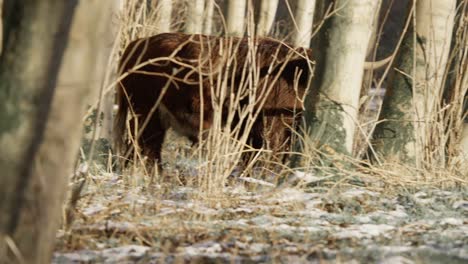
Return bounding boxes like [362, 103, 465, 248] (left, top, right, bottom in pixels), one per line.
[156, 0, 173, 33]
[256, 0, 278, 37]
[306, 0, 381, 156]
[412, 0, 456, 163]
[293, 0, 316, 47]
[226, 0, 246, 37]
[186, 0, 205, 34]
[373, 0, 457, 165]
[460, 123, 468, 170]
[203, 0, 215, 35]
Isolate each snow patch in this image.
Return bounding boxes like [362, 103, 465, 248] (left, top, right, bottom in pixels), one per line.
[335, 224, 394, 239]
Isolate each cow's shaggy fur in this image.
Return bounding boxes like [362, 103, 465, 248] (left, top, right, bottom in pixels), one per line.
[114, 32, 314, 168]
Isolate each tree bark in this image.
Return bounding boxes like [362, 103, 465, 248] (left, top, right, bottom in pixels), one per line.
[293, 0, 316, 47]
[226, 0, 246, 37]
[203, 0, 215, 35]
[301, 0, 381, 166]
[256, 0, 278, 37]
[372, 0, 456, 166]
[0, 0, 3, 55]
[0, 0, 113, 262]
[156, 0, 172, 33]
[460, 123, 468, 172]
[185, 0, 205, 34]
[0, 1, 77, 262]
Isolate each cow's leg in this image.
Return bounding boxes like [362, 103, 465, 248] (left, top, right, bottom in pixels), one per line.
[262, 115, 293, 166]
[272, 116, 292, 160]
[238, 119, 264, 168]
[140, 112, 166, 172]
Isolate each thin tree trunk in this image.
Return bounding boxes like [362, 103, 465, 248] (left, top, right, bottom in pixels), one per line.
[460, 122, 468, 171]
[203, 0, 215, 35]
[186, 0, 205, 34]
[0, 0, 113, 262]
[460, 61, 468, 171]
[293, 0, 316, 47]
[256, 0, 278, 37]
[372, 0, 456, 166]
[226, 0, 246, 37]
[302, 0, 381, 166]
[156, 0, 172, 33]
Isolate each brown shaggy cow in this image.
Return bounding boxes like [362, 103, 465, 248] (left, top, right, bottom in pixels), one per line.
[114, 32, 314, 168]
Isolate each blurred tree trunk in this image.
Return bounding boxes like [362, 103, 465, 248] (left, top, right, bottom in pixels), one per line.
[256, 0, 278, 37]
[186, 0, 205, 34]
[0, 0, 3, 55]
[0, 0, 113, 263]
[293, 0, 316, 47]
[226, 0, 246, 37]
[156, 0, 172, 33]
[203, 0, 215, 35]
[301, 0, 381, 166]
[83, 0, 119, 152]
[60, 0, 115, 227]
[372, 0, 456, 166]
[0, 1, 77, 262]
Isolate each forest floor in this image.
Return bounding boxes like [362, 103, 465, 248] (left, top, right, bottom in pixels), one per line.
[53, 134, 467, 264]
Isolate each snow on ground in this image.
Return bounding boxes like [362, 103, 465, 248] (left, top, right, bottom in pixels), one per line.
[53, 171, 467, 263]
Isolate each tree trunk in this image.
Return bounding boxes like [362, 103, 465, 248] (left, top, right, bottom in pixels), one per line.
[156, 0, 172, 33]
[256, 0, 278, 37]
[185, 0, 205, 34]
[301, 0, 381, 166]
[0, 1, 77, 262]
[293, 0, 316, 47]
[0, 0, 113, 262]
[0, 0, 3, 55]
[443, 0, 467, 173]
[460, 62, 468, 171]
[460, 122, 468, 171]
[80, 0, 118, 144]
[372, 0, 456, 166]
[226, 0, 246, 37]
[203, 0, 215, 35]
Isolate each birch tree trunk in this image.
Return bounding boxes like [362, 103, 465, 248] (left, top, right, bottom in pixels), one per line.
[372, 0, 456, 166]
[185, 0, 205, 34]
[226, 0, 246, 37]
[156, 0, 172, 33]
[460, 122, 468, 171]
[0, 0, 114, 262]
[302, 0, 381, 164]
[203, 0, 215, 35]
[293, 0, 316, 47]
[256, 0, 278, 37]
